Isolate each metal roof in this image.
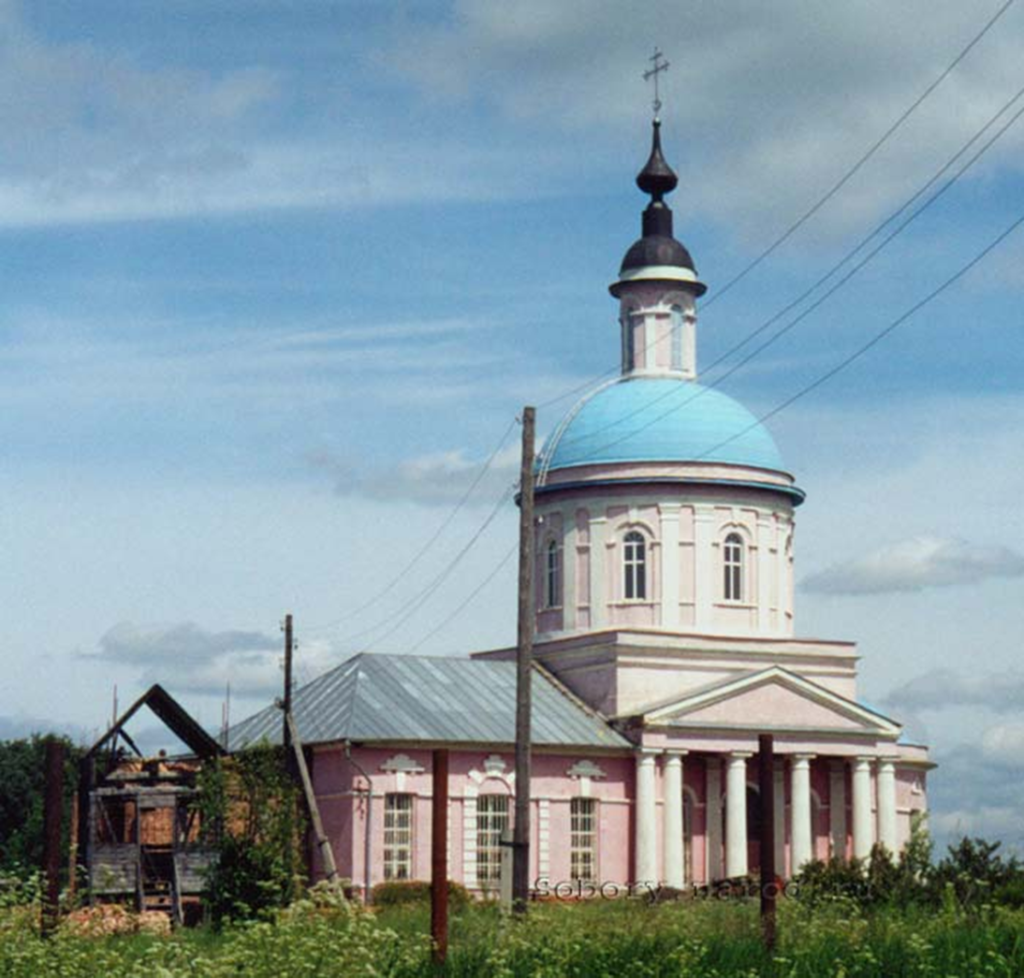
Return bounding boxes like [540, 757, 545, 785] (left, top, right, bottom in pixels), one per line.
[227, 653, 630, 751]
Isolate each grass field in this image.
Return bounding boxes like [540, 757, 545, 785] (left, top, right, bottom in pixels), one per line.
[3, 890, 1024, 977]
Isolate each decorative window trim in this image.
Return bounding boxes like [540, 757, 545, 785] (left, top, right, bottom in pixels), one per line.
[468, 754, 515, 788]
[567, 759, 607, 798]
[380, 753, 425, 792]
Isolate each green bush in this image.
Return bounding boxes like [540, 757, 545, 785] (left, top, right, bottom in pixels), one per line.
[372, 878, 471, 911]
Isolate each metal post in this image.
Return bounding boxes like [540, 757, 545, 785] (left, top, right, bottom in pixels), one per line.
[42, 738, 64, 937]
[431, 749, 449, 965]
[513, 406, 535, 914]
[758, 734, 777, 951]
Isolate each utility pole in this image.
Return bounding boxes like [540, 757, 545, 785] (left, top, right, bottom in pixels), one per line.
[431, 748, 450, 964]
[283, 613, 294, 754]
[758, 734, 777, 951]
[512, 406, 535, 914]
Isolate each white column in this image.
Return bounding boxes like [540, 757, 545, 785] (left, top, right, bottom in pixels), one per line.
[757, 515, 772, 633]
[634, 750, 658, 885]
[589, 515, 608, 629]
[877, 759, 898, 855]
[563, 517, 577, 631]
[725, 752, 750, 878]
[851, 757, 874, 861]
[693, 507, 715, 630]
[773, 762, 786, 876]
[829, 760, 847, 861]
[662, 751, 686, 888]
[706, 758, 723, 881]
[659, 505, 681, 629]
[790, 754, 814, 872]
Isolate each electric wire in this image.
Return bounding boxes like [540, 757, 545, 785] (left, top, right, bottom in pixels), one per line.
[535, 0, 1017, 412]
[547, 79, 1024, 462]
[335, 483, 515, 652]
[303, 416, 517, 634]
[405, 542, 518, 654]
[693, 206, 1024, 462]
[702, 0, 1018, 309]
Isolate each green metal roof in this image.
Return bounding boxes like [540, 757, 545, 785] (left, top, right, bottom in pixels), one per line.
[228, 653, 630, 751]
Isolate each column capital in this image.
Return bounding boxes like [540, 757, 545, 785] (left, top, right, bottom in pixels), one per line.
[878, 756, 898, 770]
[664, 749, 689, 760]
[852, 756, 874, 770]
[635, 748, 660, 762]
[728, 751, 754, 762]
[791, 753, 816, 768]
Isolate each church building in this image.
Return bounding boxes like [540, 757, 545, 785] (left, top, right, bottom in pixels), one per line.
[230, 119, 932, 897]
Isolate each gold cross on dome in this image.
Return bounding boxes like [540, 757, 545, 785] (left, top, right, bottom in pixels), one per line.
[643, 48, 670, 120]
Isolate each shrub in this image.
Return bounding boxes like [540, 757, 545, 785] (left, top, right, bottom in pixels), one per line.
[371, 878, 471, 911]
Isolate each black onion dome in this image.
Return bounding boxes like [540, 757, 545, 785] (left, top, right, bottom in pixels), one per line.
[636, 120, 677, 200]
[613, 119, 704, 295]
[620, 234, 695, 272]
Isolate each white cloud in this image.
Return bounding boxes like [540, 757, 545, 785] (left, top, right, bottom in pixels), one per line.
[88, 621, 342, 698]
[392, 0, 1024, 240]
[314, 442, 521, 506]
[981, 722, 1024, 767]
[802, 535, 1024, 595]
[884, 670, 1024, 714]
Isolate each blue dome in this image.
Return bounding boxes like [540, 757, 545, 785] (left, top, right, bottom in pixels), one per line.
[542, 377, 786, 474]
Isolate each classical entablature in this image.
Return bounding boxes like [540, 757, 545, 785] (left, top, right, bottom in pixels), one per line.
[633, 666, 901, 741]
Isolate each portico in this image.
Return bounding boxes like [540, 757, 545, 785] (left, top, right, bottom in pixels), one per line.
[632, 747, 928, 885]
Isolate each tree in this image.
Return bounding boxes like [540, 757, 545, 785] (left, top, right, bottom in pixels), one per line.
[0, 735, 82, 876]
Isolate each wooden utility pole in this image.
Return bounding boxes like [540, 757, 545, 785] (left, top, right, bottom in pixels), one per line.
[512, 406, 536, 914]
[758, 734, 777, 951]
[42, 737, 64, 937]
[431, 749, 450, 964]
[283, 613, 294, 754]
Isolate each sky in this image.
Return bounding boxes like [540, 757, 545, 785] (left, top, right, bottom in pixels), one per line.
[1, 0, 1023, 855]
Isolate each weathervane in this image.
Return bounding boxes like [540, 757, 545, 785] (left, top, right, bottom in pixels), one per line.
[643, 48, 670, 121]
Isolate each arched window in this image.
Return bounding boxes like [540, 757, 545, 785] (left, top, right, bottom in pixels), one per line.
[545, 538, 561, 609]
[476, 794, 510, 886]
[623, 531, 647, 600]
[670, 305, 684, 370]
[723, 532, 744, 602]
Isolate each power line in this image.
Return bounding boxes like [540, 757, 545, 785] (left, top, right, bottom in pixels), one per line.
[406, 542, 518, 654]
[694, 205, 1024, 462]
[703, 0, 1018, 309]
[545, 77, 1024, 463]
[536, 0, 1016, 412]
[304, 416, 517, 634]
[335, 483, 515, 652]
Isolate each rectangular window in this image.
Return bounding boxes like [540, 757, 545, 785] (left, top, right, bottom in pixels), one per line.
[476, 794, 510, 885]
[546, 541, 561, 608]
[570, 797, 597, 882]
[383, 793, 413, 881]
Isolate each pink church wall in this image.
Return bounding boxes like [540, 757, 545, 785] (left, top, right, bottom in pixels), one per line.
[311, 745, 636, 895]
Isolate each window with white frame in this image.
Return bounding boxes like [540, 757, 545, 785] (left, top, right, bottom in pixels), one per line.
[723, 532, 744, 602]
[670, 305, 684, 370]
[545, 538, 561, 609]
[383, 793, 413, 880]
[476, 794, 510, 885]
[623, 530, 647, 600]
[570, 797, 597, 881]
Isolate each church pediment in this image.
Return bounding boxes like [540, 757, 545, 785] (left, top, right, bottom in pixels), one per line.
[641, 666, 900, 736]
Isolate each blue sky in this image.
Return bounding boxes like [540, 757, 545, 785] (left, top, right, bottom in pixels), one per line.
[1, 0, 1023, 853]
